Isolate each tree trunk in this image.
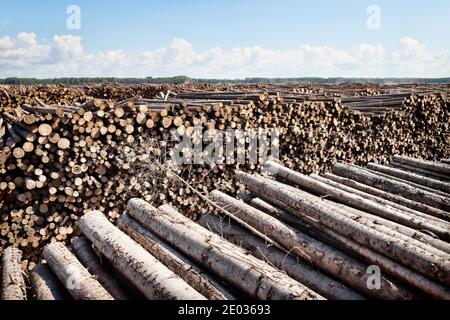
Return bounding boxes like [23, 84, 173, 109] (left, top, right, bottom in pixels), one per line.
[30, 263, 70, 300]
[265, 160, 450, 241]
[1, 247, 27, 300]
[332, 163, 450, 212]
[126, 198, 324, 300]
[246, 197, 450, 300]
[235, 171, 450, 287]
[42, 242, 114, 300]
[71, 236, 131, 300]
[393, 155, 450, 175]
[117, 213, 236, 300]
[209, 190, 412, 300]
[367, 163, 450, 194]
[78, 211, 206, 300]
[322, 172, 450, 222]
[199, 213, 365, 300]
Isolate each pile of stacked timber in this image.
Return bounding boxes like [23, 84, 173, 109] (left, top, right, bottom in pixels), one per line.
[1, 156, 448, 300]
[1, 84, 449, 265]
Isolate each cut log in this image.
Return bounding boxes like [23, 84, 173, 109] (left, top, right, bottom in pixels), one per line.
[208, 190, 412, 300]
[393, 155, 450, 175]
[322, 172, 450, 222]
[332, 163, 450, 212]
[30, 263, 70, 300]
[367, 163, 450, 195]
[78, 211, 206, 300]
[199, 213, 365, 300]
[42, 242, 113, 300]
[126, 198, 324, 300]
[71, 236, 131, 300]
[235, 171, 450, 287]
[117, 214, 235, 300]
[264, 161, 450, 241]
[1, 247, 27, 300]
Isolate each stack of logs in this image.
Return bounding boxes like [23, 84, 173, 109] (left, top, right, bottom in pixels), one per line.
[1, 85, 449, 265]
[1, 155, 448, 300]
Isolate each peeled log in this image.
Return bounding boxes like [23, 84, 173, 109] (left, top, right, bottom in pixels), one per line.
[42, 242, 113, 300]
[1, 247, 27, 300]
[79, 211, 206, 300]
[236, 171, 450, 287]
[332, 163, 450, 212]
[126, 198, 324, 300]
[71, 236, 131, 300]
[117, 213, 235, 300]
[264, 161, 450, 241]
[199, 213, 365, 300]
[208, 190, 410, 300]
[30, 263, 70, 300]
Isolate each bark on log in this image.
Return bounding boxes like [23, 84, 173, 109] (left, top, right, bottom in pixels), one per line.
[126, 198, 324, 300]
[1, 247, 27, 300]
[367, 163, 450, 195]
[199, 213, 365, 300]
[42, 242, 113, 300]
[264, 161, 450, 241]
[208, 190, 411, 300]
[245, 197, 450, 299]
[30, 263, 70, 300]
[332, 163, 450, 212]
[235, 171, 450, 287]
[322, 172, 450, 222]
[71, 236, 131, 300]
[393, 155, 450, 176]
[117, 213, 235, 300]
[79, 211, 206, 300]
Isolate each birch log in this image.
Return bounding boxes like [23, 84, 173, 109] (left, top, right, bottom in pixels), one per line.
[42, 242, 113, 300]
[126, 198, 324, 300]
[208, 190, 411, 300]
[79, 211, 206, 300]
[1, 247, 27, 300]
[235, 171, 450, 287]
[117, 213, 236, 300]
[30, 263, 70, 300]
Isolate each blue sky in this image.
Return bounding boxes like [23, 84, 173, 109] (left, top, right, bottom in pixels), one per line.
[1, 0, 450, 78]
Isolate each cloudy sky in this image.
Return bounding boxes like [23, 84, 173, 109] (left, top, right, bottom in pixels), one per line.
[1, 0, 450, 78]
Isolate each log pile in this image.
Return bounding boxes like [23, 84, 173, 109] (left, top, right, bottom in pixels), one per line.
[1, 156, 448, 300]
[0, 84, 449, 267]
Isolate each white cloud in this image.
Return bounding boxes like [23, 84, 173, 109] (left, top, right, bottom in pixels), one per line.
[0, 32, 449, 78]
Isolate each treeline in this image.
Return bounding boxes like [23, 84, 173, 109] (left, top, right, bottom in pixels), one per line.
[1, 76, 450, 85]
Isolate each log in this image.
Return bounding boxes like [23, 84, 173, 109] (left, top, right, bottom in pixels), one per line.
[332, 163, 450, 212]
[235, 171, 450, 287]
[264, 161, 450, 241]
[367, 163, 450, 195]
[246, 195, 450, 299]
[208, 190, 411, 299]
[42, 242, 113, 300]
[71, 236, 131, 300]
[1, 247, 27, 300]
[322, 173, 450, 222]
[117, 214, 236, 300]
[79, 211, 206, 300]
[126, 198, 324, 300]
[393, 155, 450, 176]
[30, 263, 70, 300]
[199, 214, 365, 300]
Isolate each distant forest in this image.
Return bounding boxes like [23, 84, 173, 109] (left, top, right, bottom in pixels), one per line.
[1, 76, 450, 85]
